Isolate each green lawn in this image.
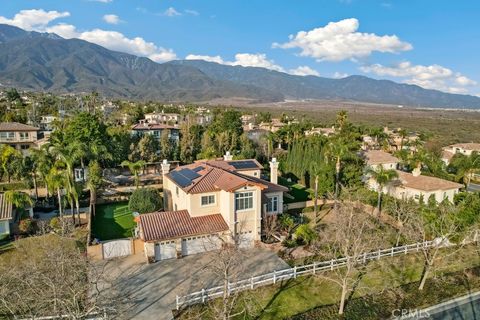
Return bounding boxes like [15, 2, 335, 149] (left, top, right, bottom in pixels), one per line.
[91, 202, 135, 241]
[279, 177, 312, 204]
[178, 245, 480, 320]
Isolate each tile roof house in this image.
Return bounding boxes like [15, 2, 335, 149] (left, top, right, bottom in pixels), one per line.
[0, 193, 14, 237]
[367, 167, 462, 203]
[364, 150, 400, 170]
[138, 155, 288, 262]
[0, 122, 39, 155]
[442, 143, 480, 165]
[131, 121, 180, 141]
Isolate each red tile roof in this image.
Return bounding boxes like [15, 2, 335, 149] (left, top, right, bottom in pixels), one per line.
[167, 160, 287, 194]
[139, 210, 229, 242]
[395, 170, 463, 192]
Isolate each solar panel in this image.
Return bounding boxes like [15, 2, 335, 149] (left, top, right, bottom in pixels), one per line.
[169, 171, 192, 187]
[192, 166, 204, 173]
[230, 160, 258, 169]
[178, 168, 201, 180]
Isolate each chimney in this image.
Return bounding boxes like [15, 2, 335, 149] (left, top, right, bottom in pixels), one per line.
[161, 159, 171, 176]
[269, 157, 279, 184]
[412, 165, 421, 177]
[224, 151, 233, 161]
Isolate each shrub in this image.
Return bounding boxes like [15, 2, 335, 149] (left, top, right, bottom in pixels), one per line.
[282, 238, 297, 248]
[294, 224, 317, 245]
[19, 218, 36, 235]
[128, 188, 163, 214]
[279, 214, 295, 233]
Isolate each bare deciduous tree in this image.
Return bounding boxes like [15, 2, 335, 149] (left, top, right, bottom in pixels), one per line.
[385, 198, 418, 246]
[312, 200, 382, 315]
[402, 203, 462, 290]
[0, 234, 127, 319]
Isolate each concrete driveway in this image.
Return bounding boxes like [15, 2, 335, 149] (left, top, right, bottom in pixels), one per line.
[104, 248, 289, 320]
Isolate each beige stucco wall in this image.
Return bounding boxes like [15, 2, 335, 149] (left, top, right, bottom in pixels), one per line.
[187, 192, 221, 217]
[237, 169, 262, 178]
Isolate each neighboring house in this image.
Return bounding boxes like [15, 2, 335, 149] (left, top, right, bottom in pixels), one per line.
[131, 122, 180, 142]
[259, 118, 286, 132]
[442, 143, 480, 165]
[138, 155, 288, 262]
[364, 150, 400, 171]
[305, 126, 336, 137]
[0, 194, 13, 237]
[368, 167, 462, 203]
[144, 112, 182, 125]
[39, 115, 57, 132]
[0, 122, 39, 154]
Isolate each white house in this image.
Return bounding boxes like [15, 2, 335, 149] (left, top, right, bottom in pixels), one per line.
[364, 150, 400, 170]
[442, 143, 480, 165]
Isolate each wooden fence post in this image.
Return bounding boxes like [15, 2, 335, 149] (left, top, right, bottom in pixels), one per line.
[313, 262, 316, 275]
[391, 247, 394, 257]
[201, 289, 206, 303]
[250, 277, 254, 289]
[330, 259, 334, 270]
[377, 249, 381, 259]
[294, 266, 297, 278]
[176, 295, 180, 310]
[404, 245, 407, 254]
[273, 270, 276, 284]
[363, 252, 367, 264]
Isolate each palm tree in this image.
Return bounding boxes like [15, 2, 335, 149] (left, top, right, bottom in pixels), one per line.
[0, 145, 22, 183]
[46, 166, 66, 217]
[326, 140, 351, 209]
[310, 162, 324, 220]
[367, 166, 399, 217]
[450, 152, 480, 187]
[335, 110, 348, 131]
[121, 160, 146, 188]
[5, 191, 33, 216]
[86, 160, 103, 244]
[398, 129, 408, 150]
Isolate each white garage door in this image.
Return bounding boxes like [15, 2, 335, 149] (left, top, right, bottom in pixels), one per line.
[102, 239, 132, 259]
[238, 231, 255, 249]
[181, 235, 221, 256]
[154, 241, 177, 261]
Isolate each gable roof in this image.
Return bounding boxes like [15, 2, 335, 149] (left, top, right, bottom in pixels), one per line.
[0, 194, 13, 221]
[364, 150, 400, 165]
[395, 170, 463, 192]
[139, 210, 229, 242]
[0, 122, 39, 132]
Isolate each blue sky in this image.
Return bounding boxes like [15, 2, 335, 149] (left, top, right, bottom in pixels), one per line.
[1, 0, 480, 95]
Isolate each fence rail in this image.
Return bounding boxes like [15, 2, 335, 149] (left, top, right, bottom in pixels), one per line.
[176, 240, 437, 310]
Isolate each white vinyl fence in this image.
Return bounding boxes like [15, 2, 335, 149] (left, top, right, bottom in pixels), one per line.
[176, 240, 437, 310]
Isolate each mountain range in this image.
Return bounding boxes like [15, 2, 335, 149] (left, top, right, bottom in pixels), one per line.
[1, 23, 480, 108]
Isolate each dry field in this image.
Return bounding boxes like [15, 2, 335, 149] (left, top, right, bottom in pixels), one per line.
[207, 98, 480, 146]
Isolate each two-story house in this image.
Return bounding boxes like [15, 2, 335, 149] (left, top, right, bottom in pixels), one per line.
[131, 122, 180, 142]
[138, 155, 288, 262]
[442, 143, 480, 165]
[0, 122, 39, 154]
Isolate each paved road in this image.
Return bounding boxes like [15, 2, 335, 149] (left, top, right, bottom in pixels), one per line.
[104, 248, 289, 320]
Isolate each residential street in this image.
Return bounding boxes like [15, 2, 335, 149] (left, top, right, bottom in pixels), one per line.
[103, 248, 289, 320]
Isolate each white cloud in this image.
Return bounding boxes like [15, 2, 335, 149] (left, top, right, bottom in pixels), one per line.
[273, 18, 412, 62]
[0, 9, 176, 63]
[230, 53, 284, 71]
[332, 72, 349, 79]
[186, 53, 285, 72]
[186, 54, 225, 64]
[0, 9, 70, 31]
[103, 14, 121, 25]
[289, 66, 320, 76]
[89, 0, 113, 3]
[360, 61, 477, 94]
[163, 7, 182, 17]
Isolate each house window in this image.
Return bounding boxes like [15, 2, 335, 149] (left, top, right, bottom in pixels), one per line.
[20, 145, 29, 150]
[0, 132, 14, 140]
[153, 130, 161, 139]
[201, 195, 215, 206]
[235, 191, 254, 211]
[19, 132, 29, 140]
[266, 196, 279, 213]
[414, 194, 420, 200]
